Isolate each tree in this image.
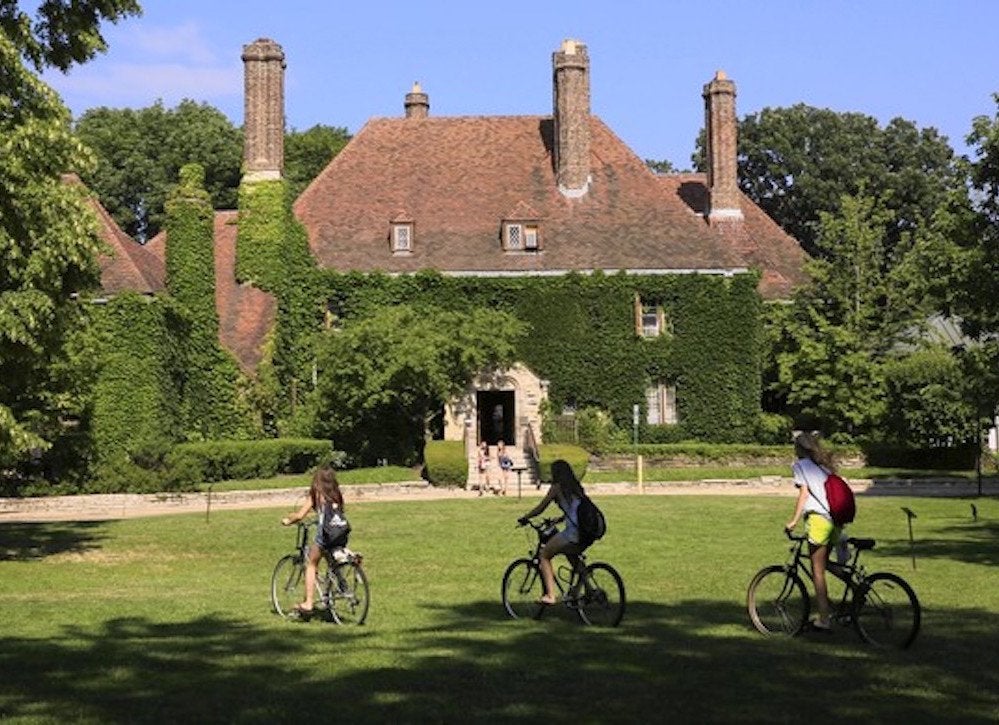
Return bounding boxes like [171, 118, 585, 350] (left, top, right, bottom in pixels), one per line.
[1, 1, 140, 475]
[644, 158, 677, 175]
[285, 124, 351, 202]
[774, 195, 936, 436]
[75, 100, 242, 239]
[696, 105, 965, 258]
[311, 305, 526, 465]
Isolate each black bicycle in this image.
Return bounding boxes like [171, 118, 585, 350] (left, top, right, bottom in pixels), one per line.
[271, 521, 370, 625]
[501, 516, 626, 627]
[747, 530, 920, 648]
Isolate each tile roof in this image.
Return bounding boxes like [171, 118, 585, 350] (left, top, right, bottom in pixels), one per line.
[65, 174, 165, 295]
[658, 174, 808, 299]
[212, 211, 277, 373]
[293, 115, 757, 279]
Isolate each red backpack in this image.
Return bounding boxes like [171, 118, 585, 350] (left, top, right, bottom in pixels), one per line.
[816, 471, 856, 527]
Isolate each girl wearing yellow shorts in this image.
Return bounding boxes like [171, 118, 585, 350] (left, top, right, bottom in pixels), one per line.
[785, 432, 843, 630]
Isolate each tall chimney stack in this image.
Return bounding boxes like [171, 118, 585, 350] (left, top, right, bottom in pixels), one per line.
[552, 39, 591, 197]
[241, 38, 285, 182]
[404, 82, 430, 118]
[702, 70, 743, 222]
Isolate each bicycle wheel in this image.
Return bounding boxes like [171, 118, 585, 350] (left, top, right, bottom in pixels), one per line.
[271, 555, 304, 617]
[853, 572, 921, 649]
[747, 565, 809, 636]
[329, 561, 370, 625]
[502, 558, 543, 619]
[576, 562, 626, 627]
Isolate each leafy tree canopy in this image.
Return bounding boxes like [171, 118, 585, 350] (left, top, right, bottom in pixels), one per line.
[285, 124, 351, 202]
[311, 305, 527, 465]
[75, 100, 242, 240]
[1, 0, 139, 471]
[1, 0, 140, 72]
[695, 105, 965, 258]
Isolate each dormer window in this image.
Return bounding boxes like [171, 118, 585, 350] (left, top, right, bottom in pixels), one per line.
[503, 221, 540, 252]
[391, 222, 413, 254]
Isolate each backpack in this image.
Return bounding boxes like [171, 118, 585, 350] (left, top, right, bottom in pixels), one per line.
[321, 501, 351, 548]
[815, 471, 856, 527]
[575, 494, 607, 548]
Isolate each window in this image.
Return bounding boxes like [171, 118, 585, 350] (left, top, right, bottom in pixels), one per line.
[506, 223, 522, 250]
[392, 223, 413, 253]
[635, 296, 673, 338]
[641, 305, 662, 337]
[646, 384, 678, 425]
[503, 222, 540, 252]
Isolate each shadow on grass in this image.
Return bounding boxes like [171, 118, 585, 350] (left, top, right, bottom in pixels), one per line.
[874, 520, 999, 567]
[1, 600, 997, 723]
[0, 522, 108, 562]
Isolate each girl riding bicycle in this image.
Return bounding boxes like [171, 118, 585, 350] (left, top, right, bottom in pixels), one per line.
[517, 459, 586, 606]
[785, 431, 845, 631]
[281, 466, 348, 617]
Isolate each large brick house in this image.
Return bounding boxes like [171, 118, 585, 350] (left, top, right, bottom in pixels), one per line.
[93, 37, 805, 465]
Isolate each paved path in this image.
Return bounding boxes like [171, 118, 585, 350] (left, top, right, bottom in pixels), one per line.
[1, 476, 996, 523]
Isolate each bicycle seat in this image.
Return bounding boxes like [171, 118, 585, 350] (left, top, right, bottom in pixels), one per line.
[849, 538, 875, 551]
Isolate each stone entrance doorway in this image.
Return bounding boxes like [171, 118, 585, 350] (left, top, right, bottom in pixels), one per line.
[477, 389, 515, 445]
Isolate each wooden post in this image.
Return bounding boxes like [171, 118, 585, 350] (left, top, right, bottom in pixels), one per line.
[637, 454, 644, 494]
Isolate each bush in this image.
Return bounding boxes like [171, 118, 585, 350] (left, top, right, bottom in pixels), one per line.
[423, 440, 467, 486]
[754, 413, 794, 445]
[575, 407, 625, 451]
[538, 444, 590, 483]
[167, 438, 341, 484]
[641, 424, 693, 444]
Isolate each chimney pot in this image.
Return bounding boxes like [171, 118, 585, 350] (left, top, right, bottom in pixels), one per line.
[404, 81, 430, 119]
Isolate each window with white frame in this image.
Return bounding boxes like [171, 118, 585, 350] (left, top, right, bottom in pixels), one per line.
[646, 384, 678, 425]
[638, 302, 673, 338]
[392, 223, 413, 253]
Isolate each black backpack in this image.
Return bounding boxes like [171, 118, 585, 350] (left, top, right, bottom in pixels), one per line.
[321, 501, 351, 548]
[575, 494, 606, 548]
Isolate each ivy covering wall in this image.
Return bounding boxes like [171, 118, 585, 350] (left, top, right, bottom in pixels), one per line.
[166, 164, 258, 440]
[90, 293, 186, 468]
[314, 269, 763, 443]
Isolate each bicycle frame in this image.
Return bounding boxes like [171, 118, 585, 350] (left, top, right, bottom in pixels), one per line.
[521, 517, 589, 599]
[781, 531, 876, 624]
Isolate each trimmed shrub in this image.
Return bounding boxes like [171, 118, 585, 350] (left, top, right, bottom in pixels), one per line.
[167, 438, 340, 484]
[423, 440, 467, 486]
[538, 444, 590, 483]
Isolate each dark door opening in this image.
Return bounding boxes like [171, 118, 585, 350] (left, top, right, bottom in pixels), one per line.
[477, 390, 515, 445]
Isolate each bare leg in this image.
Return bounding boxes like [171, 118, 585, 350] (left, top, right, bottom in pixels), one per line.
[301, 544, 323, 611]
[809, 543, 831, 626]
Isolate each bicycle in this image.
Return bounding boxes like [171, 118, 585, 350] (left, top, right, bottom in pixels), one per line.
[747, 529, 920, 648]
[501, 516, 626, 627]
[271, 521, 370, 625]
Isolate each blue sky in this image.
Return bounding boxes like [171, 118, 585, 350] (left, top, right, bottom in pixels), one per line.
[42, 0, 999, 169]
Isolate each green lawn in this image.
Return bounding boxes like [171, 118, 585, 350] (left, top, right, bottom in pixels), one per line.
[1, 493, 997, 723]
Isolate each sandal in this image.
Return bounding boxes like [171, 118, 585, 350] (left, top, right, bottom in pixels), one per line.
[293, 604, 314, 618]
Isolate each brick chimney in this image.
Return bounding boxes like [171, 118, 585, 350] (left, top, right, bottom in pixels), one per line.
[404, 82, 429, 118]
[241, 38, 285, 182]
[552, 39, 591, 197]
[702, 70, 743, 222]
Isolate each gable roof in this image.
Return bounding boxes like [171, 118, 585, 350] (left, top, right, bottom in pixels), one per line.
[658, 174, 808, 299]
[212, 211, 277, 373]
[70, 177, 166, 296]
[294, 115, 758, 280]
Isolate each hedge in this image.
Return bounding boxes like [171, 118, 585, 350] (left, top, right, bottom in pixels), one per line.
[167, 438, 340, 484]
[537, 444, 590, 483]
[423, 440, 467, 487]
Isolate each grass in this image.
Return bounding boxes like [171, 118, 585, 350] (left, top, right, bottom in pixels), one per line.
[2, 493, 997, 723]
